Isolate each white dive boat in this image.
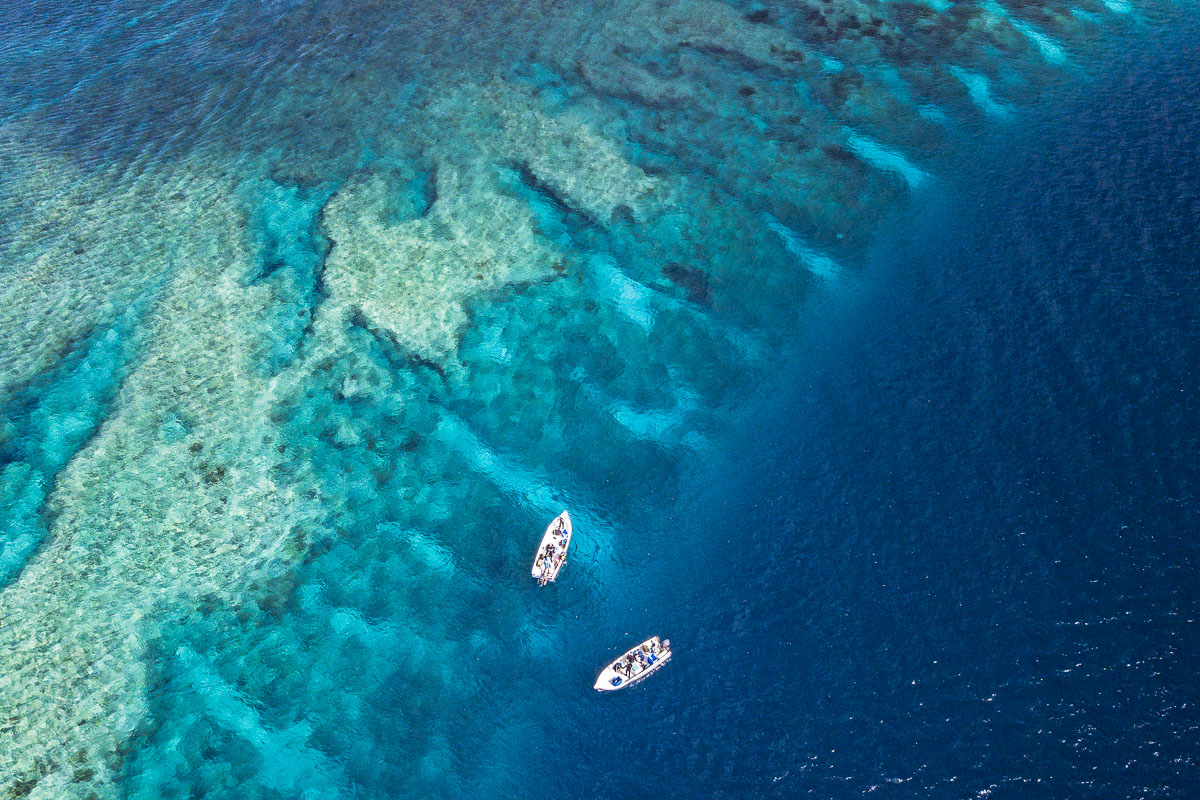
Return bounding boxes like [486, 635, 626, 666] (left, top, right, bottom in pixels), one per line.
[594, 636, 672, 691]
[531, 510, 572, 586]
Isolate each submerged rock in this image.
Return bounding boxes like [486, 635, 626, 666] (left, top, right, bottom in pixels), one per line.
[663, 263, 714, 307]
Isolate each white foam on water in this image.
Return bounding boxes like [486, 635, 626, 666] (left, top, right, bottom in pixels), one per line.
[656, 286, 767, 362]
[982, 1, 1069, 65]
[871, 0, 950, 9]
[588, 251, 765, 360]
[587, 253, 656, 330]
[398, 527, 458, 578]
[820, 55, 844, 73]
[866, 63, 927, 110]
[1102, 0, 1132, 14]
[434, 413, 562, 516]
[709, 318, 767, 363]
[1012, 20, 1069, 64]
[175, 646, 345, 799]
[841, 129, 929, 190]
[326, 606, 403, 654]
[918, 104, 949, 123]
[431, 410, 625, 587]
[475, 324, 513, 364]
[649, 284, 767, 362]
[764, 215, 843, 280]
[571, 367, 704, 450]
[431, 411, 617, 546]
[0, 463, 44, 585]
[949, 67, 1013, 119]
[609, 404, 688, 444]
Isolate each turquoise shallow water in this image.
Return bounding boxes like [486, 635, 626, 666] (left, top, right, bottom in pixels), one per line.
[1, 1, 1197, 798]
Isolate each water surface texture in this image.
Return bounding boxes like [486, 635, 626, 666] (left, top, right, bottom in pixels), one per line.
[1, 1, 1197, 798]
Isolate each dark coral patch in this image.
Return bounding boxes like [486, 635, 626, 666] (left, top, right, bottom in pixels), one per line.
[822, 143, 858, 164]
[663, 263, 713, 306]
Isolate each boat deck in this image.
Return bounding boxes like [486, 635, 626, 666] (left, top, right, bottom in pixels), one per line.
[594, 636, 672, 691]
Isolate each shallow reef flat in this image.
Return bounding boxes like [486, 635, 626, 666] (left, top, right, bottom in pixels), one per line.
[0, 153, 334, 797]
[320, 156, 563, 365]
[0, 0, 1146, 797]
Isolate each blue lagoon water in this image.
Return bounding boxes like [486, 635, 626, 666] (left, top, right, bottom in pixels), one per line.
[0, 1, 1197, 798]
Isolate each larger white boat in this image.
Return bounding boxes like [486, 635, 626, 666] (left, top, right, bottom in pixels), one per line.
[531, 510, 571, 586]
[594, 636, 672, 691]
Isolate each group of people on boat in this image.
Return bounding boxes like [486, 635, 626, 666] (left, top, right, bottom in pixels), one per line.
[614, 638, 670, 680]
[534, 518, 569, 584]
[532, 511, 672, 690]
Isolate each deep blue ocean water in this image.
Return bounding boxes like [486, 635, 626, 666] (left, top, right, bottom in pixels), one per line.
[543, 25, 1200, 798]
[1, 2, 1198, 799]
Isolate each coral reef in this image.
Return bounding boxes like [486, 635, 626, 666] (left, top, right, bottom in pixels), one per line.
[0, 0, 1144, 796]
[319, 157, 562, 366]
[0, 161, 326, 798]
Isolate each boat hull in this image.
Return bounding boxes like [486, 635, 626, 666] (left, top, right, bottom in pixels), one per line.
[594, 636, 672, 691]
[531, 510, 572, 585]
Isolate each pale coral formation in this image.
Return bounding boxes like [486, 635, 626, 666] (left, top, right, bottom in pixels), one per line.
[0, 161, 325, 799]
[0, 134, 221, 399]
[320, 158, 562, 366]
